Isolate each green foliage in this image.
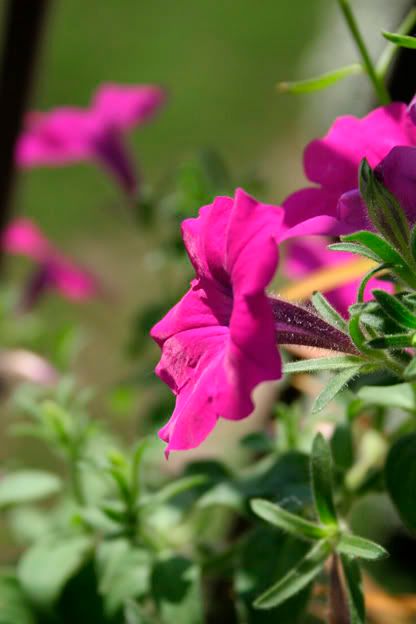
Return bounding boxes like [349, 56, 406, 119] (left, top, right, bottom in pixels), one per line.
[385, 433, 416, 531]
[277, 63, 362, 94]
[0, 470, 61, 508]
[310, 434, 337, 526]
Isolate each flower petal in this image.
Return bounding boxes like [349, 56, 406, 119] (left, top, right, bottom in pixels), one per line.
[304, 103, 415, 192]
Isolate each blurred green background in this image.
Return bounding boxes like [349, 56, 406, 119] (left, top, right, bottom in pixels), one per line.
[0, 0, 407, 434]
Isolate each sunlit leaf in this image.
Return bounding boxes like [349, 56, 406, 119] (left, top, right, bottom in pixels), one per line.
[277, 63, 362, 93]
[382, 30, 416, 48]
[337, 533, 387, 560]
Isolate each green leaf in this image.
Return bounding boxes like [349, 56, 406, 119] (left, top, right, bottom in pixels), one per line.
[196, 482, 243, 513]
[359, 159, 410, 258]
[328, 242, 382, 263]
[0, 470, 61, 508]
[366, 333, 414, 349]
[124, 601, 153, 624]
[17, 534, 92, 607]
[358, 383, 416, 411]
[404, 357, 416, 380]
[277, 63, 362, 93]
[373, 290, 416, 329]
[253, 540, 330, 610]
[284, 356, 363, 374]
[236, 527, 310, 622]
[385, 433, 416, 530]
[341, 231, 407, 266]
[151, 556, 203, 624]
[382, 30, 416, 48]
[251, 498, 333, 541]
[0, 574, 36, 624]
[337, 533, 387, 560]
[311, 291, 347, 331]
[312, 367, 361, 414]
[311, 434, 337, 526]
[341, 556, 365, 624]
[140, 475, 207, 508]
[96, 539, 151, 616]
[331, 424, 354, 472]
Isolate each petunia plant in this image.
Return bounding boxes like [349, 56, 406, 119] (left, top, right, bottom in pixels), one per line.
[3, 1, 416, 624]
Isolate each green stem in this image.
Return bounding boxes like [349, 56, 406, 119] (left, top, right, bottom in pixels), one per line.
[337, 0, 390, 104]
[70, 455, 85, 505]
[376, 8, 416, 80]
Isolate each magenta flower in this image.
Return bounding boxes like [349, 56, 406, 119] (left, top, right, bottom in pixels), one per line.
[16, 83, 166, 196]
[151, 189, 284, 453]
[284, 237, 394, 317]
[283, 102, 416, 233]
[3, 218, 99, 305]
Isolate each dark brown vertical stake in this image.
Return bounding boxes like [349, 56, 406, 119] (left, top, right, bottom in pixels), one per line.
[0, 0, 50, 245]
[387, 1, 416, 103]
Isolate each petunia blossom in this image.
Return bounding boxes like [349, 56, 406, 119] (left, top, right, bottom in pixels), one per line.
[283, 102, 416, 234]
[16, 83, 166, 197]
[283, 237, 394, 317]
[3, 218, 99, 306]
[151, 189, 284, 454]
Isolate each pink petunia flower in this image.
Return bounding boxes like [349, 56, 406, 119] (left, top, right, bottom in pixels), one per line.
[16, 84, 166, 196]
[3, 218, 99, 305]
[284, 237, 394, 317]
[283, 102, 416, 233]
[151, 189, 284, 454]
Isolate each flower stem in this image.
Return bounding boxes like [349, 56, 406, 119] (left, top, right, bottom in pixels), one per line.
[337, 0, 390, 104]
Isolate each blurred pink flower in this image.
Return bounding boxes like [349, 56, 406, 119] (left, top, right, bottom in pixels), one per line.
[3, 218, 98, 304]
[283, 102, 416, 233]
[151, 189, 283, 454]
[16, 83, 166, 196]
[284, 237, 394, 317]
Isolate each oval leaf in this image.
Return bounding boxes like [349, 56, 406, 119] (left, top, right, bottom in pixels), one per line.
[0, 470, 61, 508]
[337, 533, 387, 561]
[17, 535, 92, 607]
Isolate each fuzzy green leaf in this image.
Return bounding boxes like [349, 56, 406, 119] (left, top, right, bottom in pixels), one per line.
[251, 498, 333, 541]
[341, 556, 365, 624]
[284, 356, 363, 374]
[341, 231, 407, 266]
[373, 290, 416, 329]
[366, 333, 414, 349]
[311, 434, 337, 526]
[311, 291, 347, 331]
[359, 159, 410, 256]
[328, 242, 381, 263]
[253, 540, 330, 610]
[312, 367, 361, 414]
[337, 533, 387, 560]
